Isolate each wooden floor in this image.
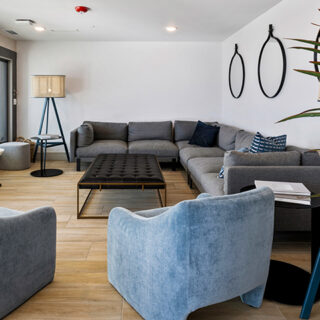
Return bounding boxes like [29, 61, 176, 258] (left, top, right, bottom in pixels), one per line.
[0, 161, 318, 320]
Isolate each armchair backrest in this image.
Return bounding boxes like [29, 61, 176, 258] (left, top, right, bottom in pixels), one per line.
[165, 187, 274, 309]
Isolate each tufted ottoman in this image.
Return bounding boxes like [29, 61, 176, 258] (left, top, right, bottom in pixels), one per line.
[77, 154, 166, 218]
[0, 142, 30, 170]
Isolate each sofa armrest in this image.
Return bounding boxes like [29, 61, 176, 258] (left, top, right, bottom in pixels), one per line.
[70, 127, 79, 162]
[225, 166, 320, 195]
[0, 207, 56, 318]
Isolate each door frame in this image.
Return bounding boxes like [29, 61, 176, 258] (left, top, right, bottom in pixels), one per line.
[0, 46, 17, 141]
[0, 58, 9, 142]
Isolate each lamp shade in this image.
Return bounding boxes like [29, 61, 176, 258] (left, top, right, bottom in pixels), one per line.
[32, 75, 65, 98]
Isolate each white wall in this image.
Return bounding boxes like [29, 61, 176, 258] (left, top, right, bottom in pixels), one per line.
[0, 33, 16, 51]
[16, 41, 222, 150]
[222, 0, 320, 149]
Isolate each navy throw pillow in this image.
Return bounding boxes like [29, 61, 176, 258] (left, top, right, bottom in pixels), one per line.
[189, 121, 220, 148]
[250, 132, 287, 153]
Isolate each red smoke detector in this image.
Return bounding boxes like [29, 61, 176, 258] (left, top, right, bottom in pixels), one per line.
[75, 6, 89, 13]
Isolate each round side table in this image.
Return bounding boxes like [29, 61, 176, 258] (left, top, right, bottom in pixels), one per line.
[241, 185, 320, 306]
[0, 148, 4, 186]
[30, 135, 63, 177]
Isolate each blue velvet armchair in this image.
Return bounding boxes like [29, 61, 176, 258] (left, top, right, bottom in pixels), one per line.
[107, 187, 274, 320]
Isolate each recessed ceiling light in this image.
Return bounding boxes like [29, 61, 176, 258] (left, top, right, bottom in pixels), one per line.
[166, 25, 178, 32]
[34, 26, 45, 32]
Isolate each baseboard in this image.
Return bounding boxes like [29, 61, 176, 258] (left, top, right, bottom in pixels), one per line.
[35, 152, 69, 161]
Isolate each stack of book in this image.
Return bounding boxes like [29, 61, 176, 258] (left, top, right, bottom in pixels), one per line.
[254, 180, 311, 205]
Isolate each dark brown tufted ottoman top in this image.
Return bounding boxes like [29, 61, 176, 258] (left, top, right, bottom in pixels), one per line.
[77, 154, 167, 218]
[79, 154, 165, 187]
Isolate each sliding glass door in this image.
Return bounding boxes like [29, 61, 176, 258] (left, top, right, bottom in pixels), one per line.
[0, 59, 8, 143]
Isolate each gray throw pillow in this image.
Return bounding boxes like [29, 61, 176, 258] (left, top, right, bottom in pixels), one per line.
[218, 147, 249, 179]
[77, 123, 94, 147]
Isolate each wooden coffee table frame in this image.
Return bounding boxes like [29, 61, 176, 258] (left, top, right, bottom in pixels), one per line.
[77, 182, 167, 219]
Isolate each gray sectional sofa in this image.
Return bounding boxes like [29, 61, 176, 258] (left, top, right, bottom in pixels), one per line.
[70, 120, 320, 232]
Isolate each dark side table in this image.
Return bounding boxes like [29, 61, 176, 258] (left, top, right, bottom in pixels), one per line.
[30, 135, 63, 177]
[241, 185, 320, 306]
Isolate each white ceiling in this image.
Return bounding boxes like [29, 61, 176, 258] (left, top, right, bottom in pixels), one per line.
[0, 0, 283, 41]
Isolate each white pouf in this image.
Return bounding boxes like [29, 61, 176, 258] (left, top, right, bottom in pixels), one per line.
[0, 142, 30, 170]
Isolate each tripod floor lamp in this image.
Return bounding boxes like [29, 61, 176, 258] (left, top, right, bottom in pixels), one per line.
[32, 75, 70, 162]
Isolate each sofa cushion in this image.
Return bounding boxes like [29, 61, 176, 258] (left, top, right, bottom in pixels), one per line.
[235, 130, 255, 150]
[189, 121, 220, 147]
[128, 140, 178, 158]
[84, 121, 128, 141]
[175, 140, 198, 150]
[224, 150, 301, 167]
[302, 151, 320, 166]
[200, 173, 224, 196]
[128, 121, 172, 142]
[219, 147, 249, 179]
[77, 123, 94, 147]
[250, 132, 287, 153]
[188, 157, 224, 183]
[217, 124, 239, 151]
[76, 140, 127, 157]
[174, 120, 197, 142]
[179, 147, 225, 169]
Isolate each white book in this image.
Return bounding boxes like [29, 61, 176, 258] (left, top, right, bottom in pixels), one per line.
[274, 194, 311, 205]
[274, 197, 310, 206]
[255, 180, 311, 196]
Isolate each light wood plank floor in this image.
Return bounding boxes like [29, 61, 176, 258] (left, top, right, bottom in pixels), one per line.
[0, 161, 318, 320]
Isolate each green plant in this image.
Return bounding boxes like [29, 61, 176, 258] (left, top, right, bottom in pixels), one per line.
[277, 11, 320, 123]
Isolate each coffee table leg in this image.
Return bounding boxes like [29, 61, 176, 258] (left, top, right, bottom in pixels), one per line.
[77, 187, 93, 219]
[164, 185, 167, 206]
[157, 189, 164, 207]
[157, 186, 167, 207]
[77, 185, 80, 218]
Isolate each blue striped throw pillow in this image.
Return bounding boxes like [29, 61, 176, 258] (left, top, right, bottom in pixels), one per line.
[249, 132, 287, 153]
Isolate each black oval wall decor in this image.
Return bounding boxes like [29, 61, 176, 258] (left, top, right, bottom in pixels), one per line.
[258, 24, 287, 98]
[228, 44, 245, 99]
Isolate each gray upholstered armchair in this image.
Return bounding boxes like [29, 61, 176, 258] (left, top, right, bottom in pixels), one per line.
[0, 206, 56, 318]
[108, 187, 275, 320]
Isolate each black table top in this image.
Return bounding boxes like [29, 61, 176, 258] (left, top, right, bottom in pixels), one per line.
[79, 154, 165, 184]
[241, 185, 320, 210]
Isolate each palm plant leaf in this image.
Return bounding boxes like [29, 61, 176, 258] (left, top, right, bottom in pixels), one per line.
[287, 38, 320, 46]
[277, 108, 320, 123]
[290, 46, 320, 54]
[294, 69, 320, 78]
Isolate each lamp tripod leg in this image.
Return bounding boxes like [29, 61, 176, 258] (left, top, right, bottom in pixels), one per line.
[33, 98, 49, 162]
[51, 98, 70, 162]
